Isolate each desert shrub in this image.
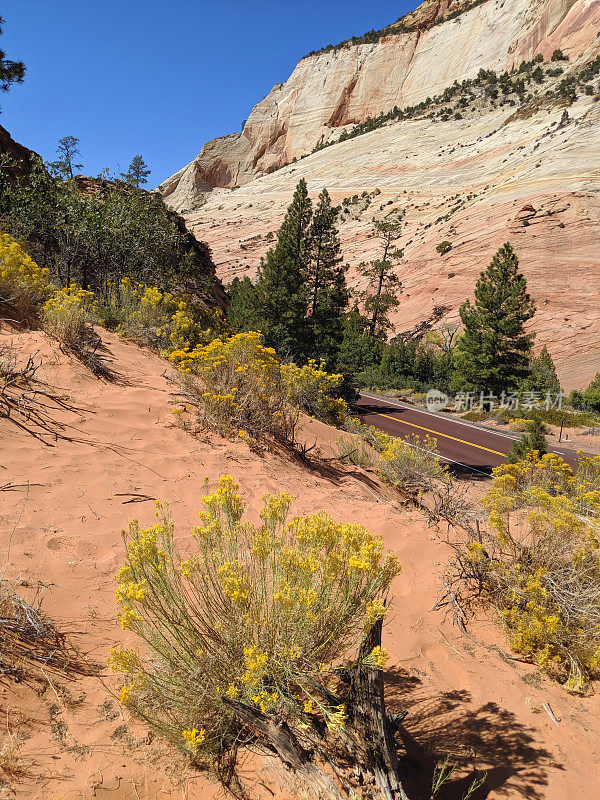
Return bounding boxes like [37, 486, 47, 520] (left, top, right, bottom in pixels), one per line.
[335, 432, 377, 468]
[281, 359, 346, 425]
[466, 406, 596, 428]
[100, 278, 225, 353]
[0, 581, 70, 679]
[0, 729, 25, 787]
[507, 415, 547, 462]
[41, 286, 97, 351]
[459, 452, 600, 691]
[171, 331, 298, 441]
[0, 338, 39, 399]
[507, 418, 528, 432]
[341, 418, 448, 493]
[376, 432, 448, 491]
[0, 231, 53, 322]
[110, 476, 400, 792]
[170, 331, 346, 442]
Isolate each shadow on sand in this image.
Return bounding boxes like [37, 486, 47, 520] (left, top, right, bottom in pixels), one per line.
[384, 667, 557, 799]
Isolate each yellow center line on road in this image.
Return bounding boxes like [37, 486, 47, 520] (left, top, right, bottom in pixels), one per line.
[368, 411, 507, 458]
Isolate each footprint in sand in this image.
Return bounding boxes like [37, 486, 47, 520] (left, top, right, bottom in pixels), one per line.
[46, 536, 70, 552]
[46, 536, 98, 559]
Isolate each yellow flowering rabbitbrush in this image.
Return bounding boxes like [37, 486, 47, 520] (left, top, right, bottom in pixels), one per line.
[41, 285, 98, 350]
[100, 277, 225, 354]
[168, 331, 347, 441]
[465, 450, 600, 692]
[0, 231, 54, 321]
[110, 475, 400, 766]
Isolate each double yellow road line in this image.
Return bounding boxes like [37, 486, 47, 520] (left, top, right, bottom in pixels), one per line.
[370, 410, 506, 457]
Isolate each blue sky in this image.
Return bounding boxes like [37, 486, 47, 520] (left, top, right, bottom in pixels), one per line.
[0, 1, 414, 185]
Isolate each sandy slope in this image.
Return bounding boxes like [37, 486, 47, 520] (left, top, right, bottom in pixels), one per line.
[1, 327, 600, 799]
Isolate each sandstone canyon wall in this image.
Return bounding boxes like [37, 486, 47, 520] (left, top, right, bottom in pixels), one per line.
[159, 0, 600, 389]
[159, 0, 600, 212]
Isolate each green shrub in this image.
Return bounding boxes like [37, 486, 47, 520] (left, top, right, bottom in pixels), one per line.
[507, 415, 547, 462]
[0, 157, 220, 302]
[436, 241, 452, 255]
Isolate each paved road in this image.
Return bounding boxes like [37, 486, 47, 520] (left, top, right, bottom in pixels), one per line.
[355, 392, 581, 477]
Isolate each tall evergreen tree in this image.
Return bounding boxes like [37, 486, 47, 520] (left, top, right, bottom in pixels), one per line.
[454, 243, 536, 394]
[255, 179, 312, 357]
[306, 189, 348, 364]
[336, 306, 383, 377]
[121, 154, 151, 187]
[357, 213, 403, 338]
[226, 276, 262, 333]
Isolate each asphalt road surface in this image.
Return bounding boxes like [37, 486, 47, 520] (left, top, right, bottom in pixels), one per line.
[355, 392, 582, 478]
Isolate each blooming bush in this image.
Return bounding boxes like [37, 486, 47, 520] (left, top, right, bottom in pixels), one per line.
[169, 331, 347, 442]
[110, 475, 400, 779]
[0, 232, 54, 322]
[41, 286, 97, 350]
[99, 278, 225, 353]
[462, 451, 600, 691]
[281, 359, 346, 426]
[338, 418, 448, 493]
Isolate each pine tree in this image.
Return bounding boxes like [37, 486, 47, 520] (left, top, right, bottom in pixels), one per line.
[357, 213, 403, 338]
[49, 136, 83, 179]
[121, 154, 151, 187]
[305, 189, 348, 364]
[226, 276, 262, 333]
[521, 345, 561, 393]
[508, 415, 548, 462]
[336, 307, 383, 378]
[0, 16, 25, 103]
[255, 179, 312, 357]
[454, 243, 535, 394]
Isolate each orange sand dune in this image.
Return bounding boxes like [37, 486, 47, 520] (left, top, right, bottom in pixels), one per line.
[1, 327, 599, 799]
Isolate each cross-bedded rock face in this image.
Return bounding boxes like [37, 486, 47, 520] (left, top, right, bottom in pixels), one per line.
[158, 0, 600, 389]
[158, 0, 600, 213]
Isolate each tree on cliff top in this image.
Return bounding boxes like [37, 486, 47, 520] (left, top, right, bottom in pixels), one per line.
[453, 242, 535, 394]
[49, 136, 83, 179]
[121, 154, 151, 188]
